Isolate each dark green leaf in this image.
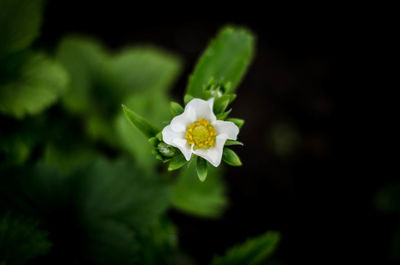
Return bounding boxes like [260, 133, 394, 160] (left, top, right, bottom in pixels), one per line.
[2, 156, 171, 265]
[42, 143, 97, 175]
[0, 213, 51, 264]
[226, 118, 244, 129]
[186, 26, 254, 98]
[0, 0, 45, 56]
[196, 156, 208, 182]
[80, 157, 170, 232]
[170, 101, 184, 116]
[56, 36, 109, 114]
[170, 162, 227, 218]
[222, 148, 242, 166]
[0, 53, 69, 118]
[122, 104, 159, 138]
[210, 231, 280, 265]
[168, 154, 188, 171]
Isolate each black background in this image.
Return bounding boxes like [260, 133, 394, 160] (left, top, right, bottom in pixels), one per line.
[37, 2, 395, 264]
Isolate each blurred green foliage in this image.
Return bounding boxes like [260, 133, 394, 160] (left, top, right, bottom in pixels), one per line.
[0, 213, 51, 264]
[0, 0, 45, 57]
[0, 52, 68, 118]
[210, 231, 280, 265]
[0, 0, 279, 264]
[171, 162, 227, 218]
[267, 123, 301, 158]
[375, 181, 400, 262]
[56, 37, 180, 168]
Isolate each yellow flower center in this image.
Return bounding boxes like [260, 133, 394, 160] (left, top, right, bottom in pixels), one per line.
[185, 118, 216, 149]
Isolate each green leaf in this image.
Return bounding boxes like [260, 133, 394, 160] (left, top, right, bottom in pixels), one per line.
[122, 104, 159, 138]
[227, 118, 245, 129]
[170, 101, 184, 116]
[222, 148, 242, 166]
[196, 156, 208, 182]
[186, 26, 254, 98]
[0, 213, 51, 264]
[71, 158, 171, 264]
[168, 154, 188, 171]
[42, 143, 97, 176]
[0, 131, 32, 166]
[0, 0, 45, 56]
[0, 52, 69, 118]
[56, 36, 110, 114]
[210, 231, 281, 265]
[110, 47, 182, 95]
[170, 162, 227, 218]
[79, 158, 170, 231]
[77, 157, 170, 265]
[184, 94, 194, 104]
[225, 140, 244, 146]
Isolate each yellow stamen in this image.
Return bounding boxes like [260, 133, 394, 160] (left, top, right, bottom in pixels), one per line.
[185, 118, 217, 149]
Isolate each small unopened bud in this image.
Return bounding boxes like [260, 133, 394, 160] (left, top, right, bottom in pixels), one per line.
[157, 142, 176, 158]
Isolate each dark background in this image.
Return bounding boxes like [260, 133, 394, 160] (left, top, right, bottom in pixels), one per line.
[37, 2, 395, 264]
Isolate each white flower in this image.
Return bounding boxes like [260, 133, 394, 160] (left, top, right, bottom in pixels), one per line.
[162, 98, 239, 167]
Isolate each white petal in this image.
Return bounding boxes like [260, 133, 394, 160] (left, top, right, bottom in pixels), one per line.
[186, 98, 216, 122]
[213, 120, 239, 140]
[162, 125, 192, 160]
[170, 106, 196, 132]
[192, 135, 227, 167]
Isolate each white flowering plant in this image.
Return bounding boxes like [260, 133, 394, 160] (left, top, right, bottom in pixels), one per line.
[122, 26, 254, 181]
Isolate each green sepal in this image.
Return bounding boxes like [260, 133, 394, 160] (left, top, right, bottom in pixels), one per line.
[170, 101, 184, 116]
[225, 140, 244, 146]
[168, 154, 188, 171]
[214, 95, 231, 114]
[226, 118, 244, 129]
[148, 137, 159, 147]
[228, 93, 237, 104]
[184, 94, 194, 104]
[122, 104, 159, 138]
[156, 132, 162, 141]
[157, 142, 177, 158]
[152, 149, 164, 161]
[222, 148, 242, 166]
[196, 156, 208, 182]
[216, 109, 232, 120]
[155, 154, 164, 161]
